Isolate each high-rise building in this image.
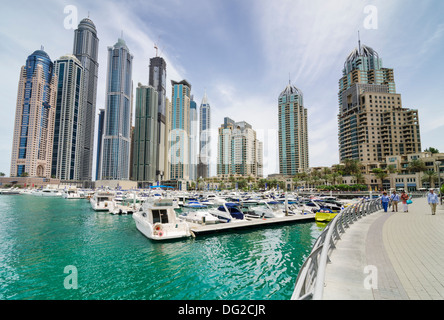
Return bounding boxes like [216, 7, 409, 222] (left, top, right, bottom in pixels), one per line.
[132, 84, 158, 182]
[10, 49, 57, 178]
[169, 80, 191, 180]
[189, 96, 198, 181]
[100, 38, 133, 180]
[217, 117, 262, 178]
[95, 108, 105, 180]
[52, 55, 84, 180]
[198, 92, 211, 179]
[148, 56, 167, 181]
[278, 82, 309, 176]
[73, 17, 99, 181]
[338, 43, 421, 164]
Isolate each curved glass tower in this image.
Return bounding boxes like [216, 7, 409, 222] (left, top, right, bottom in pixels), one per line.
[100, 38, 133, 180]
[73, 17, 99, 181]
[10, 49, 57, 178]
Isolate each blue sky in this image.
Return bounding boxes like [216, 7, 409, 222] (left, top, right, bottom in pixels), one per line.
[1, 0, 443, 178]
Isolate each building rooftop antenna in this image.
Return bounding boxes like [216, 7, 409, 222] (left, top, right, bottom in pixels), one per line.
[358, 30, 362, 55]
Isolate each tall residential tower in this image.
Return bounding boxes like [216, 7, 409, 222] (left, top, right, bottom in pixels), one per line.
[278, 82, 309, 176]
[52, 55, 84, 180]
[73, 17, 99, 181]
[169, 80, 192, 180]
[10, 49, 57, 178]
[198, 92, 211, 179]
[148, 56, 167, 181]
[338, 43, 421, 164]
[100, 38, 133, 180]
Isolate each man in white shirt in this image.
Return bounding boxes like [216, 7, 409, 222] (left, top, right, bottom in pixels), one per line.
[427, 189, 439, 215]
[390, 191, 400, 212]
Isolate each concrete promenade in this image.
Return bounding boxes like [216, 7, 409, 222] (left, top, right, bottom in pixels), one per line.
[322, 196, 444, 300]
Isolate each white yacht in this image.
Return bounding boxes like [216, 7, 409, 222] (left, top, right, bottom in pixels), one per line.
[33, 187, 63, 197]
[90, 191, 115, 211]
[208, 203, 245, 223]
[133, 198, 191, 241]
[247, 201, 286, 219]
[179, 208, 220, 225]
[62, 188, 83, 199]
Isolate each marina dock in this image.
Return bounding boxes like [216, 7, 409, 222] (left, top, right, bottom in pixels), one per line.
[188, 213, 316, 236]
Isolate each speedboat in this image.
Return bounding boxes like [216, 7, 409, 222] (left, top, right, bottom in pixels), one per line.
[183, 201, 208, 209]
[246, 201, 286, 219]
[179, 208, 220, 225]
[208, 203, 244, 223]
[133, 198, 191, 241]
[90, 191, 115, 211]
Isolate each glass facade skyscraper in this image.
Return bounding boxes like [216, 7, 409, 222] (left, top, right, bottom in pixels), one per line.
[10, 49, 57, 178]
[278, 83, 309, 176]
[52, 55, 84, 180]
[198, 92, 211, 179]
[169, 80, 191, 180]
[73, 18, 99, 181]
[189, 96, 198, 181]
[132, 84, 158, 182]
[148, 56, 167, 181]
[100, 38, 133, 180]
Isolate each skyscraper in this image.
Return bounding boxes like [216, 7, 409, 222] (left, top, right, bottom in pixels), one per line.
[10, 49, 57, 178]
[189, 96, 198, 181]
[198, 92, 211, 179]
[278, 82, 309, 176]
[132, 84, 158, 182]
[217, 117, 262, 178]
[73, 17, 99, 181]
[169, 80, 191, 180]
[95, 108, 105, 180]
[338, 43, 421, 164]
[100, 38, 133, 180]
[52, 55, 84, 180]
[148, 56, 167, 181]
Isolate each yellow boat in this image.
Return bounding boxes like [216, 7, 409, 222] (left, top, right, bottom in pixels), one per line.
[315, 209, 339, 222]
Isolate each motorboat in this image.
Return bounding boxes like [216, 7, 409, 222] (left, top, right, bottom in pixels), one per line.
[246, 201, 286, 219]
[33, 187, 62, 197]
[133, 198, 191, 241]
[208, 203, 244, 223]
[62, 188, 83, 199]
[183, 201, 208, 209]
[0, 187, 21, 195]
[179, 208, 220, 225]
[108, 200, 139, 215]
[90, 191, 115, 211]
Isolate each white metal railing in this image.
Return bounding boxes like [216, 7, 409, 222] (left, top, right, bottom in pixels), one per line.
[291, 198, 382, 300]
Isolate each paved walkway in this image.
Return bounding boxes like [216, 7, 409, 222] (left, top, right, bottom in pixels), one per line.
[323, 197, 444, 300]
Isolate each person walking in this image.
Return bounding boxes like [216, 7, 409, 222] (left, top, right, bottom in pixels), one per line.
[381, 191, 390, 212]
[427, 188, 439, 215]
[400, 190, 409, 212]
[390, 190, 399, 212]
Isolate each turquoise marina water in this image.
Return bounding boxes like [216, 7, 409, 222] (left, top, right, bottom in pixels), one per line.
[0, 195, 324, 300]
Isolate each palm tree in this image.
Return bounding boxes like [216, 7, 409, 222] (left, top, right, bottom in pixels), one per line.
[422, 170, 438, 188]
[408, 159, 426, 173]
[372, 168, 388, 191]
